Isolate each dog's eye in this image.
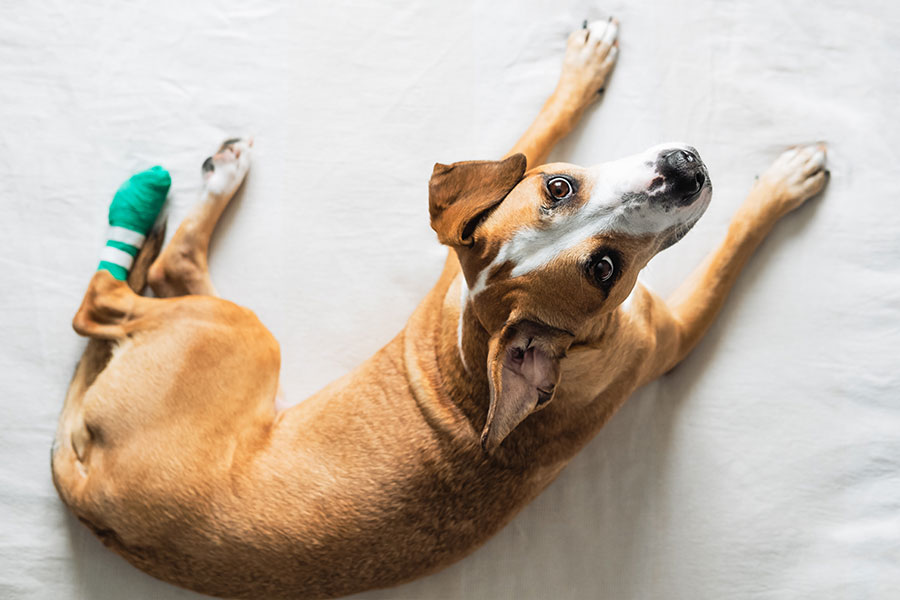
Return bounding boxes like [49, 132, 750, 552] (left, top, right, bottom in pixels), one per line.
[592, 255, 615, 283]
[584, 249, 622, 290]
[547, 177, 573, 201]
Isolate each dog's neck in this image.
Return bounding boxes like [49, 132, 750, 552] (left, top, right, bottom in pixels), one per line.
[401, 252, 626, 464]
[442, 273, 494, 434]
[400, 253, 493, 446]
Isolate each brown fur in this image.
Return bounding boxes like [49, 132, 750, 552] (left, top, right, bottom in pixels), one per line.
[51, 21, 827, 600]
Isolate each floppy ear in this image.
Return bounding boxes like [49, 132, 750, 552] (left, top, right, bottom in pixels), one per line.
[429, 153, 527, 247]
[481, 320, 575, 453]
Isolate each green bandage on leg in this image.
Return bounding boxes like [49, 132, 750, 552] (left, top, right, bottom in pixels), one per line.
[97, 166, 170, 280]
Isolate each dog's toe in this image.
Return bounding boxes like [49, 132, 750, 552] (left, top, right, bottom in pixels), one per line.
[586, 17, 618, 48]
[801, 144, 827, 176]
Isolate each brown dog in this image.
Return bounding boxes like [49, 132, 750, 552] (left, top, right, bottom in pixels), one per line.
[52, 18, 828, 600]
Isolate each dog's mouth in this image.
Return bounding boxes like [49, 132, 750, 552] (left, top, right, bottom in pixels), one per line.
[656, 181, 713, 252]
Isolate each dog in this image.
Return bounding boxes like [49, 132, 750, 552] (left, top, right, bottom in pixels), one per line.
[51, 18, 828, 600]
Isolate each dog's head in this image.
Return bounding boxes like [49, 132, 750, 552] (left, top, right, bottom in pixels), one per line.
[429, 144, 712, 452]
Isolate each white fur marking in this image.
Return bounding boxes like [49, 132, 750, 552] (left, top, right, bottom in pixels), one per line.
[457, 276, 470, 373]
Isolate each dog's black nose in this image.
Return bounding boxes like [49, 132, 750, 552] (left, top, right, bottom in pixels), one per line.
[658, 148, 706, 204]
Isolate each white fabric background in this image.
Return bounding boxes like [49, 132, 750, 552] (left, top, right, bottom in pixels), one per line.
[1, 0, 898, 598]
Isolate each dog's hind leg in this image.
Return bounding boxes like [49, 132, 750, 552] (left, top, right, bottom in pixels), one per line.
[148, 138, 252, 298]
[54, 267, 280, 530]
[506, 18, 619, 167]
[53, 269, 161, 502]
[53, 220, 165, 464]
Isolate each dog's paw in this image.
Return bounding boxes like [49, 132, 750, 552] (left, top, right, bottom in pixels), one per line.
[201, 137, 253, 199]
[556, 17, 619, 111]
[754, 144, 829, 216]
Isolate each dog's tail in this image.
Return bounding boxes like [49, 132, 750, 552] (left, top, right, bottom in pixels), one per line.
[126, 219, 166, 294]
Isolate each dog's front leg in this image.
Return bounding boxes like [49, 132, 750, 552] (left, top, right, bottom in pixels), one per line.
[638, 144, 829, 381]
[506, 18, 618, 167]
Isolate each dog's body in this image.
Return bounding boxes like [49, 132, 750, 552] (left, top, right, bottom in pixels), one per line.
[52, 19, 828, 600]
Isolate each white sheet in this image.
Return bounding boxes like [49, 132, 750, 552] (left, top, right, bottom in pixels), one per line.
[2, 0, 898, 598]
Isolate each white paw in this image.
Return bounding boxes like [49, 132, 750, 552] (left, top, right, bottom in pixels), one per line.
[757, 143, 829, 214]
[202, 137, 253, 199]
[558, 17, 619, 108]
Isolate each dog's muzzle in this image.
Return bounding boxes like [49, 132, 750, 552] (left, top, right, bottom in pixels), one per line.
[657, 148, 708, 206]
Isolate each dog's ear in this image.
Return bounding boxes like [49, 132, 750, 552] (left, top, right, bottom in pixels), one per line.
[481, 320, 575, 453]
[429, 154, 527, 247]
